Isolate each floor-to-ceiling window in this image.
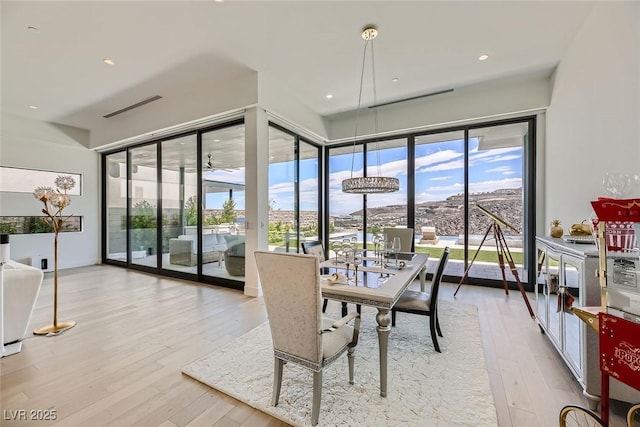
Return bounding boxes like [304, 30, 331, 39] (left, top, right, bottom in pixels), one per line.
[128, 144, 158, 268]
[102, 120, 251, 290]
[161, 134, 198, 273]
[268, 124, 322, 253]
[326, 116, 535, 286]
[299, 139, 321, 247]
[105, 151, 128, 262]
[366, 138, 409, 247]
[268, 127, 296, 252]
[327, 144, 364, 255]
[414, 130, 465, 277]
[102, 115, 533, 288]
[201, 123, 246, 282]
[465, 122, 526, 283]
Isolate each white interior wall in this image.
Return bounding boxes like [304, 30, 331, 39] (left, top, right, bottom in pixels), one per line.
[326, 72, 552, 141]
[0, 113, 100, 269]
[89, 71, 259, 150]
[545, 2, 640, 229]
[258, 73, 329, 141]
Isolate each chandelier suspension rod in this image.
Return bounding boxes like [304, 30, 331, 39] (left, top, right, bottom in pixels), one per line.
[370, 39, 383, 178]
[349, 39, 370, 180]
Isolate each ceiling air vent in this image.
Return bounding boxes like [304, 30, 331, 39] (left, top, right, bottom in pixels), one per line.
[103, 95, 163, 118]
[368, 89, 453, 109]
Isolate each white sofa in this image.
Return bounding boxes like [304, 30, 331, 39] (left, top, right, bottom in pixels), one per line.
[2, 260, 43, 353]
[169, 233, 229, 266]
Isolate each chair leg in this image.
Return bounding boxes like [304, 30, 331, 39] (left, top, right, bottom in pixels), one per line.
[436, 312, 443, 337]
[429, 315, 441, 353]
[311, 370, 323, 426]
[272, 357, 284, 406]
[347, 346, 355, 385]
[356, 304, 361, 314]
[341, 302, 347, 317]
[322, 298, 328, 313]
[391, 309, 396, 327]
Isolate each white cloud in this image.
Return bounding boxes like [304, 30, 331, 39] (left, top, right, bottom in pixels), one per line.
[429, 176, 451, 181]
[269, 181, 294, 195]
[469, 177, 521, 193]
[415, 150, 462, 174]
[485, 166, 511, 173]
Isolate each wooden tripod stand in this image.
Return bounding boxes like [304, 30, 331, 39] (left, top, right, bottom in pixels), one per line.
[453, 208, 535, 319]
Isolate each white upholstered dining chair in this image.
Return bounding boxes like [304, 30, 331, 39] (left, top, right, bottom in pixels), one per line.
[391, 247, 450, 353]
[254, 251, 361, 426]
[300, 241, 330, 313]
[383, 227, 415, 253]
[301, 240, 362, 316]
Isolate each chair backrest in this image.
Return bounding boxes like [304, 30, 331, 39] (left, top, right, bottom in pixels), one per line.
[383, 227, 415, 252]
[254, 251, 323, 368]
[301, 240, 326, 262]
[429, 247, 450, 312]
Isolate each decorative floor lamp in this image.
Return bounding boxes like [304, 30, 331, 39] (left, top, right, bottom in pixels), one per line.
[33, 175, 76, 335]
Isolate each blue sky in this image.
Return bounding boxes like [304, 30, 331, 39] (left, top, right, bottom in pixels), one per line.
[206, 138, 523, 216]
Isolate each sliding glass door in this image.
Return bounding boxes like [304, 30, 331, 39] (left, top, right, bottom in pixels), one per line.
[268, 125, 322, 253]
[161, 134, 198, 273]
[327, 117, 535, 286]
[299, 139, 321, 247]
[102, 120, 251, 290]
[414, 131, 465, 276]
[366, 138, 409, 249]
[201, 124, 246, 282]
[268, 127, 296, 252]
[128, 144, 158, 268]
[105, 151, 127, 262]
[327, 144, 363, 254]
[465, 122, 526, 283]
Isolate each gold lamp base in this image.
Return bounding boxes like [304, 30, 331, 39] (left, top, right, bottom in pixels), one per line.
[33, 321, 76, 336]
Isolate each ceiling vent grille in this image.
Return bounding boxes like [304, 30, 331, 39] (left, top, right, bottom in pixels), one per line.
[103, 95, 163, 118]
[368, 89, 453, 109]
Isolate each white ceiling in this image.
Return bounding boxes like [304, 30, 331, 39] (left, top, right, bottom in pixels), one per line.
[1, 1, 595, 134]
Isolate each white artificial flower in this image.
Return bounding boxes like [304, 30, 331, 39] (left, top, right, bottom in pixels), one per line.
[55, 175, 76, 191]
[33, 186, 55, 201]
[50, 193, 70, 209]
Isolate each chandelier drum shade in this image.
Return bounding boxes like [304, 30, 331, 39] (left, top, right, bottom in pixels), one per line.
[341, 26, 399, 194]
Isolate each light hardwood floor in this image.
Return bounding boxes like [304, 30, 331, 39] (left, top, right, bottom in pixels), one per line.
[0, 265, 630, 426]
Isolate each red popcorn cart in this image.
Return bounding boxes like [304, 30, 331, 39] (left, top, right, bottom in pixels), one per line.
[560, 198, 640, 426]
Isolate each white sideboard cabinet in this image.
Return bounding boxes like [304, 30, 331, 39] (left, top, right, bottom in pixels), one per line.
[536, 236, 640, 409]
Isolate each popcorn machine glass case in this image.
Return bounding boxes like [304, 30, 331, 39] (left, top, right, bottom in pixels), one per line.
[590, 198, 640, 318]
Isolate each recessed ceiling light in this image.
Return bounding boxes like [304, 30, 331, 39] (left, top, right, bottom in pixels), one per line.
[213, 139, 220, 142]
[28, 105, 38, 110]
[103, 59, 115, 65]
[478, 54, 489, 61]
[325, 94, 333, 99]
[391, 77, 399, 83]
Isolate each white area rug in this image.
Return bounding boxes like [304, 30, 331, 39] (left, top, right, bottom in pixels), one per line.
[182, 301, 497, 426]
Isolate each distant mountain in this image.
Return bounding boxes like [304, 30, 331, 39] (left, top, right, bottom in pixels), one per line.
[347, 188, 523, 236]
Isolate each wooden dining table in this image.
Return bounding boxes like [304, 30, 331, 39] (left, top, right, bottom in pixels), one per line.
[319, 251, 428, 397]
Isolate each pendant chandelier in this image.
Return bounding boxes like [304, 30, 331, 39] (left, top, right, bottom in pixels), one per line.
[342, 26, 399, 194]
